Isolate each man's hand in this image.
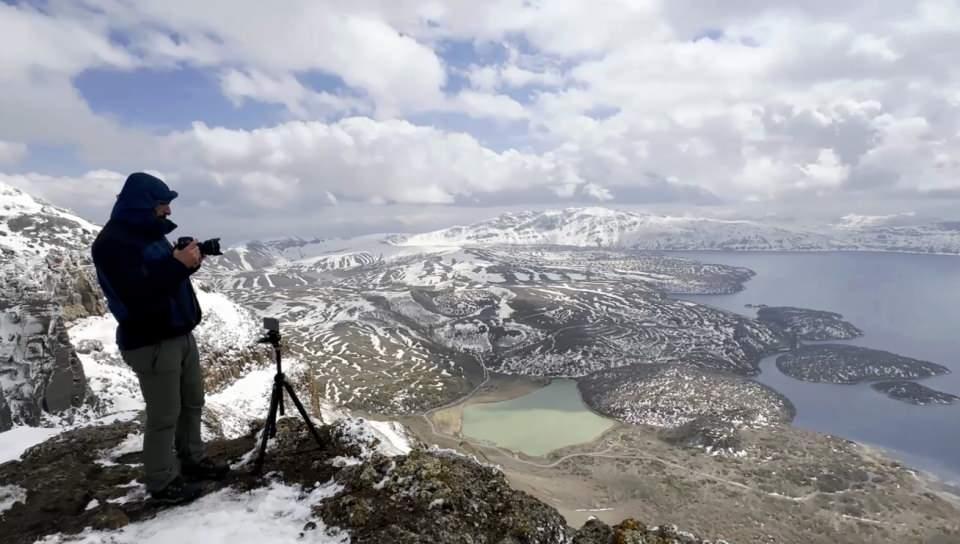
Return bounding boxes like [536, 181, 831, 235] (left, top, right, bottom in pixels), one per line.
[173, 240, 202, 269]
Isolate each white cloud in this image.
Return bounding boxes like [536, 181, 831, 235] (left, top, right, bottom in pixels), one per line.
[0, 141, 27, 165]
[848, 34, 901, 62]
[89, 1, 449, 117]
[465, 60, 565, 93]
[0, 170, 126, 221]
[0, 3, 135, 77]
[737, 154, 794, 196]
[453, 91, 529, 121]
[219, 69, 369, 118]
[162, 118, 585, 206]
[1, 0, 959, 240]
[798, 149, 850, 188]
[582, 183, 614, 201]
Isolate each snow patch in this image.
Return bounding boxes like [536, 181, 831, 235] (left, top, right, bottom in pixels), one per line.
[194, 288, 260, 352]
[206, 365, 281, 439]
[96, 432, 142, 466]
[364, 419, 413, 456]
[0, 484, 27, 515]
[68, 316, 143, 417]
[39, 481, 348, 544]
[106, 481, 148, 505]
[0, 426, 61, 463]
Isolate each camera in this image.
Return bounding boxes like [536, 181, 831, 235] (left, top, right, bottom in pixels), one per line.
[263, 317, 279, 332]
[175, 236, 223, 256]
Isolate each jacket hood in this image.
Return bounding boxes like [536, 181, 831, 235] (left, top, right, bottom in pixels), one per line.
[109, 172, 179, 235]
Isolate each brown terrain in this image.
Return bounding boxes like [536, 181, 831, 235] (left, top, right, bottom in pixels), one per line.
[399, 376, 960, 544]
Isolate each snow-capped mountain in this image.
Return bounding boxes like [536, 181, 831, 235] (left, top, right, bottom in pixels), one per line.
[0, 182, 100, 256]
[210, 236, 382, 273]
[393, 207, 960, 254]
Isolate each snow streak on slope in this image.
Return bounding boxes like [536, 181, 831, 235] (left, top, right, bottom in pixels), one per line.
[209, 235, 388, 274]
[206, 237, 789, 417]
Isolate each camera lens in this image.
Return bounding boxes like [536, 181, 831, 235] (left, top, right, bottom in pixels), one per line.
[200, 238, 223, 256]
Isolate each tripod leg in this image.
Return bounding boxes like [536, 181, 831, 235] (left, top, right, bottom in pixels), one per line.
[282, 380, 325, 448]
[253, 381, 283, 474]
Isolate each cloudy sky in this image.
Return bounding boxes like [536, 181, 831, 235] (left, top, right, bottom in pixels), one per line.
[1, 1, 958, 242]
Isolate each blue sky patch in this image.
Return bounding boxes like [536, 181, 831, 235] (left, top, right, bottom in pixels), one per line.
[75, 66, 286, 132]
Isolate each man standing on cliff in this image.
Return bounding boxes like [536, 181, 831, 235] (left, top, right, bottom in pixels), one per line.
[92, 172, 228, 505]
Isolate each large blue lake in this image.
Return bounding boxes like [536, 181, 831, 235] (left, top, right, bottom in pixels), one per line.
[674, 251, 960, 484]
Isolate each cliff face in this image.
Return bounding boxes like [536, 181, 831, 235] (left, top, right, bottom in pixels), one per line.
[1, 182, 102, 432]
[0, 251, 100, 431]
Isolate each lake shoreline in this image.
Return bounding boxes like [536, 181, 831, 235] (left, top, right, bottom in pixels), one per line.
[424, 372, 549, 438]
[398, 384, 960, 541]
[676, 250, 960, 484]
[459, 377, 616, 457]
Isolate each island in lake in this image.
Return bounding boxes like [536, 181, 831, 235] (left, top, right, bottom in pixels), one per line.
[776, 344, 950, 384]
[755, 306, 863, 341]
[871, 380, 960, 406]
[578, 364, 795, 429]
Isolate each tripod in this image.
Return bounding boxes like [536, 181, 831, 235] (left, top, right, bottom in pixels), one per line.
[252, 324, 324, 474]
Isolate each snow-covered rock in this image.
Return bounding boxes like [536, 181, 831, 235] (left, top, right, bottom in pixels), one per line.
[0, 182, 105, 431]
[0, 260, 97, 430]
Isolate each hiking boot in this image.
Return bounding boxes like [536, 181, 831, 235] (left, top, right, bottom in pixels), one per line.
[149, 476, 202, 506]
[181, 457, 230, 482]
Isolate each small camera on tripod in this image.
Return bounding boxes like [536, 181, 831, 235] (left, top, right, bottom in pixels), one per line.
[175, 236, 223, 256]
[258, 317, 281, 348]
[252, 315, 325, 473]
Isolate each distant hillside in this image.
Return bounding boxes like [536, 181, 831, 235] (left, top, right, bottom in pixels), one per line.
[392, 207, 960, 254]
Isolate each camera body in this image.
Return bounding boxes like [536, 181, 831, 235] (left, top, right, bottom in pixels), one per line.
[263, 317, 279, 332]
[175, 236, 223, 256]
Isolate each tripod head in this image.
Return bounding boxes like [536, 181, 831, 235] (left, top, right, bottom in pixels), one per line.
[257, 317, 281, 344]
[256, 317, 283, 373]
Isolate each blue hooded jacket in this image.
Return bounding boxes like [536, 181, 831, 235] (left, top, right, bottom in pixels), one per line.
[92, 172, 202, 351]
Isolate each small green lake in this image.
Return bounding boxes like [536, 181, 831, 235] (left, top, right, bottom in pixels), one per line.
[462, 379, 615, 456]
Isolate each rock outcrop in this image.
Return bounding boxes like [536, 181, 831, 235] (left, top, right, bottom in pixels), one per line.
[0, 418, 722, 544]
[0, 258, 97, 430]
[660, 415, 743, 454]
[1, 183, 102, 431]
[0, 393, 12, 431]
[572, 518, 723, 544]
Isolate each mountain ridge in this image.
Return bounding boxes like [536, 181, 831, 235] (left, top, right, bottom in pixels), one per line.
[391, 207, 960, 255]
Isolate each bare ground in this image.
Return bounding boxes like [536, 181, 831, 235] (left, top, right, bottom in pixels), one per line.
[399, 377, 960, 544]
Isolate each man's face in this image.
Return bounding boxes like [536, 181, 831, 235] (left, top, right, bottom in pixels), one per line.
[154, 203, 171, 219]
